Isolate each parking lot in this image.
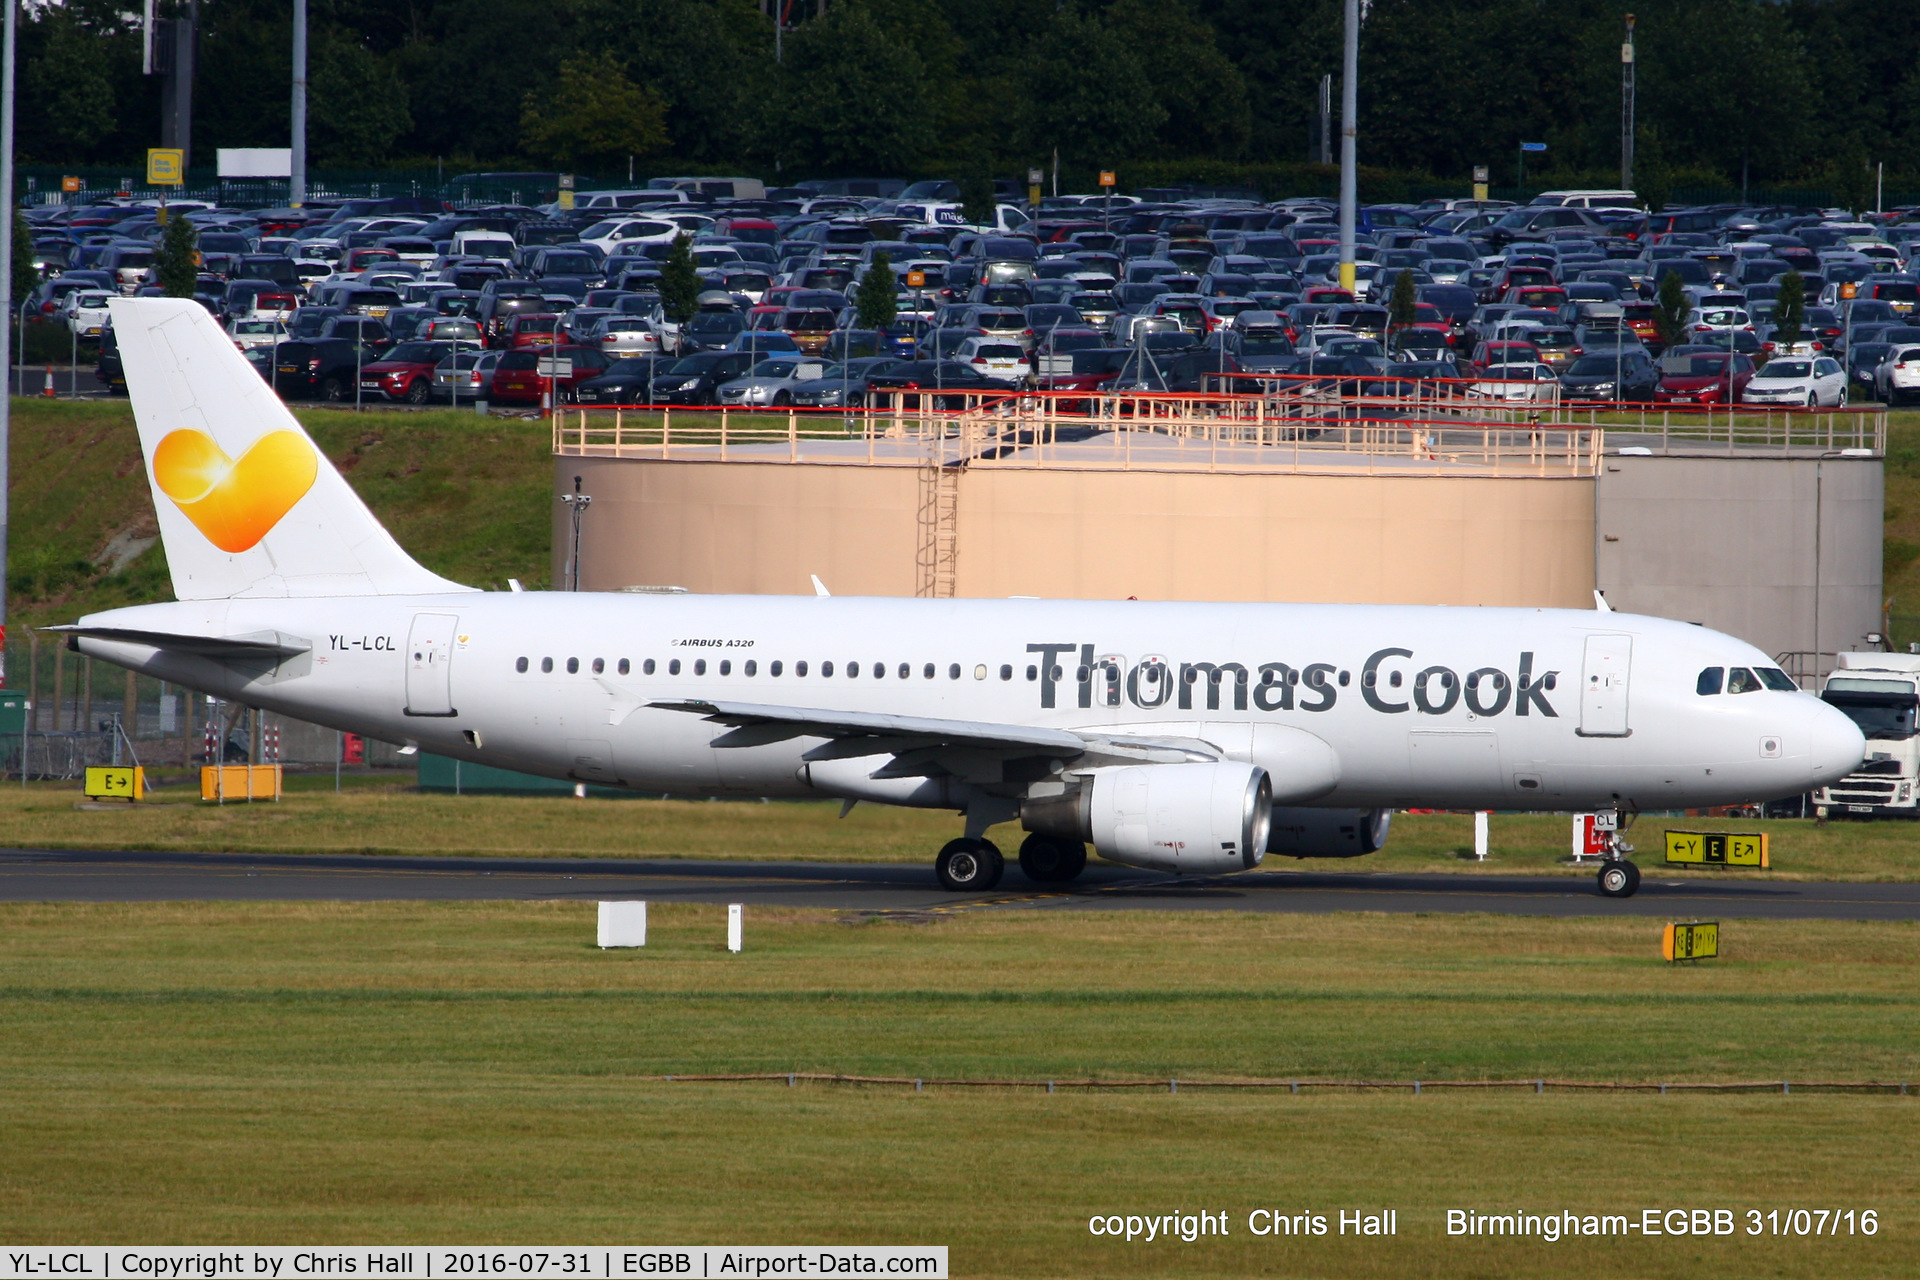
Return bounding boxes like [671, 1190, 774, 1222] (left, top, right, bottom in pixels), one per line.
[23, 179, 1920, 417]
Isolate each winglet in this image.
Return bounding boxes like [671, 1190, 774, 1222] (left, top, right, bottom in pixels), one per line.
[811, 574, 831, 597]
[1594, 590, 1612, 612]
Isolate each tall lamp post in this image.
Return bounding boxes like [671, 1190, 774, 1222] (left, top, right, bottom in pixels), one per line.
[290, 0, 307, 206]
[1621, 14, 1636, 192]
[0, 0, 15, 688]
[1337, 0, 1358, 295]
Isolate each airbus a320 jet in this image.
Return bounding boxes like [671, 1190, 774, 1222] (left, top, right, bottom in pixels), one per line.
[57, 299, 1867, 897]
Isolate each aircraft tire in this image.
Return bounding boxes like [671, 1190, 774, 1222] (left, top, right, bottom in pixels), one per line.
[936, 838, 1004, 892]
[1596, 859, 1641, 898]
[1018, 833, 1088, 884]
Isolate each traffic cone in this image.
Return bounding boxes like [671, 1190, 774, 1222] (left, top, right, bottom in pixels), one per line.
[42, 365, 55, 397]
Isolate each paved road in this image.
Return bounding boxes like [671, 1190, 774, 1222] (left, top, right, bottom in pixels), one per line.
[1, 848, 1914, 919]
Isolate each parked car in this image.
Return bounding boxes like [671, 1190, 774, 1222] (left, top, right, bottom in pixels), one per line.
[1873, 344, 1920, 405]
[490, 345, 614, 405]
[1558, 352, 1658, 402]
[647, 350, 759, 404]
[358, 340, 477, 404]
[715, 356, 832, 407]
[1741, 354, 1846, 407]
[432, 349, 505, 402]
[255, 338, 369, 401]
[1653, 350, 1756, 404]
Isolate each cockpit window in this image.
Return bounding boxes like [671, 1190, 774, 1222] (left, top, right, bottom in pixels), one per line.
[1727, 667, 1761, 694]
[1696, 666, 1724, 695]
[1757, 667, 1798, 691]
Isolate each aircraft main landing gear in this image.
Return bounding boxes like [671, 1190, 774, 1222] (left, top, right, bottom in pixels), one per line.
[936, 837, 1004, 892]
[1596, 859, 1641, 898]
[1018, 832, 1088, 884]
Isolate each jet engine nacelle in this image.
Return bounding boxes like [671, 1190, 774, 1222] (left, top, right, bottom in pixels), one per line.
[1265, 807, 1393, 858]
[1023, 762, 1272, 874]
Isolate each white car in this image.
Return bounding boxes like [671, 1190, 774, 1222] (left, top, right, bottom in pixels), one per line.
[577, 218, 681, 257]
[1743, 355, 1846, 407]
[953, 336, 1030, 382]
[593, 316, 664, 355]
[62, 290, 116, 338]
[1469, 362, 1561, 402]
[1683, 304, 1752, 336]
[227, 318, 289, 351]
[1874, 344, 1920, 405]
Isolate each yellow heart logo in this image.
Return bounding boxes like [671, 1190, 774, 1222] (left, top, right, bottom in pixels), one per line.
[152, 428, 319, 553]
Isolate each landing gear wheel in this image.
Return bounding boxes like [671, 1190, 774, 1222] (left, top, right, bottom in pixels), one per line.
[936, 838, 1004, 892]
[1018, 833, 1088, 884]
[1597, 859, 1641, 898]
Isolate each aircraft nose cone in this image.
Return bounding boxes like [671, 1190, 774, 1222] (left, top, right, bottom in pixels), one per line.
[1808, 701, 1866, 785]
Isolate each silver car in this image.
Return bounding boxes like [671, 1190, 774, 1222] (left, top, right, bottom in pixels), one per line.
[716, 356, 832, 407]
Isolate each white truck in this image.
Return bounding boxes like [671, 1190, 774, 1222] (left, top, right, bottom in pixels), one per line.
[1811, 652, 1920, 817]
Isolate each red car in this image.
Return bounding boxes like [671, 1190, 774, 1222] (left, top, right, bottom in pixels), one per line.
[357, 340, 473, 405]
[490, 345, 614, 405]
[1468, 339, 1541, 374]
[1653, 351, 1755, 404]
[504, 313, 564, 349]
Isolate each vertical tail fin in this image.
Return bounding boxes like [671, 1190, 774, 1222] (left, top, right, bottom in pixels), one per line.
[109, 297, 475, 600]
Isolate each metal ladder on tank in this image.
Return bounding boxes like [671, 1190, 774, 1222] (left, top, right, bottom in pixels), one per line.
[915, 460, 960, 598]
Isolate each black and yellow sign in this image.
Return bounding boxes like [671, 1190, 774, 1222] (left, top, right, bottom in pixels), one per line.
[83, 766, 145, 801]
[1662, 920, 1720, 962]
[1664, 830, 1769, 867]
[146, 148, 184, 185]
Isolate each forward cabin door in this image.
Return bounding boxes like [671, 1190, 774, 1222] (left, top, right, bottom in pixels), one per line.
[404, 613, 459, 716]
[1578, 634, 1633, 737]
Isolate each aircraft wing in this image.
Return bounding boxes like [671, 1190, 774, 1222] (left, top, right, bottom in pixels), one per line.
[43, 625, 313, 659]
[648, 698, 1087, 756]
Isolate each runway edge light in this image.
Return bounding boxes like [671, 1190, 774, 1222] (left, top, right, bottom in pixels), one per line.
[1662, 920, 1720, 962]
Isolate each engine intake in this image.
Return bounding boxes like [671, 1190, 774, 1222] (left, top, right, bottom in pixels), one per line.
[1022, 762, 1272, 873]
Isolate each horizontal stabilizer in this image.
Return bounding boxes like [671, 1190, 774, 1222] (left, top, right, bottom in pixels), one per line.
[44, 625, 312, 659]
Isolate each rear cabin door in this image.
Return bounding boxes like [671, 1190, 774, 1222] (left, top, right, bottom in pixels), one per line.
[1578, 634, 1633, 737]
[404, 613, 459, 716]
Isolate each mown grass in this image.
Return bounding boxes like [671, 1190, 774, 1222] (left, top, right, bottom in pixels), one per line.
[9, 781, 1920, 881]
[0, 902, 1914, 1275]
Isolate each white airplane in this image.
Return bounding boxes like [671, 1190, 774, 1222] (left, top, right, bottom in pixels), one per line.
[61, 298, 1867, 898]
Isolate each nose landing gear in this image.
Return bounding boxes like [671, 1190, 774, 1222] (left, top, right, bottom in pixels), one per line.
[1592, 806, 1641, 898]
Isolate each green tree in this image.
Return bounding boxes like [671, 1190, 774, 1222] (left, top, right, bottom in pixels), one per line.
[855, 251, 898, 332]
[521, 51, 670, 172]
[1387, 268, 1416, 352]
[660, 233, 700, 325]
[1017, 8, 1163, 165]
[309, 33, 412, 165]
[959, 175, 997, 228]
[1653, 268, 1689, 351]
[13, 212, 36, 306]
[154, 212, 199, 299]
[770, 4, 935, 175]
[1773, 270, 1805, 351]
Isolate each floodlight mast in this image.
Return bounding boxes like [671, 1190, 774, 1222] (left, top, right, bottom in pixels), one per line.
[1337, 0, 1359, 296]
[290, 0, 307, 206]
[0, 0, 14, 687]
[1621, 14, 1636, 192]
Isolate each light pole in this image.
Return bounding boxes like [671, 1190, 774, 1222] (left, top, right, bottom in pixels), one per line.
[290, 0, 307, 207]
[562, 474, 591, 591]
[0, 0, 13, 688]
[1337, 0, 1358, 296]
[1621, 14, 1635, 192]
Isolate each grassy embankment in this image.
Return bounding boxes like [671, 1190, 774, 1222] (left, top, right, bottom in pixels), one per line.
[0, 901, 1914, 1274]
[8, 783, 1920, 880]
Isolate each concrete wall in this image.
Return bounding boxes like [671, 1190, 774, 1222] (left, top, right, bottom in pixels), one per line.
[1594, 455, 1883, 663]
[560, 456, 1598, 607]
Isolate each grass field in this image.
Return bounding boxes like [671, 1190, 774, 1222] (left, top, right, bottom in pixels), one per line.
[1, 902, 1914, 1275]
[8, 780, 1920, 881]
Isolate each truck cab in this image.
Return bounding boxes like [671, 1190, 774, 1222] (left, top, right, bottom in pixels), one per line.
[1812, 652, 1920, 816]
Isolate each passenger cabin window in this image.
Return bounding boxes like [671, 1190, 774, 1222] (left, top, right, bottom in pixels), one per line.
[617, 659, 630, 675]
[949, 664, 961, 680]
[771, 660, 784, 676]
[1000, 664, 1013, 680]
[541, 657, 553, 673]
[516, 657, 529, 673]
[668, 659, 681, 675]
[719, 660, 731, 676]
[745, 660, 757, 676]
[796, 660, 809, 676]
[1697, 667, 1724, 695]
[822, 661, 835, 677]
[592, 658, 604, 674]
[847, 662, 859, 677]
[1727, 667, 1760, 694]
[566, 657, 579, 674]
[899, 664, 911, 679]
[694, 659, 706, 675]
[642, 658, 655, 675]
